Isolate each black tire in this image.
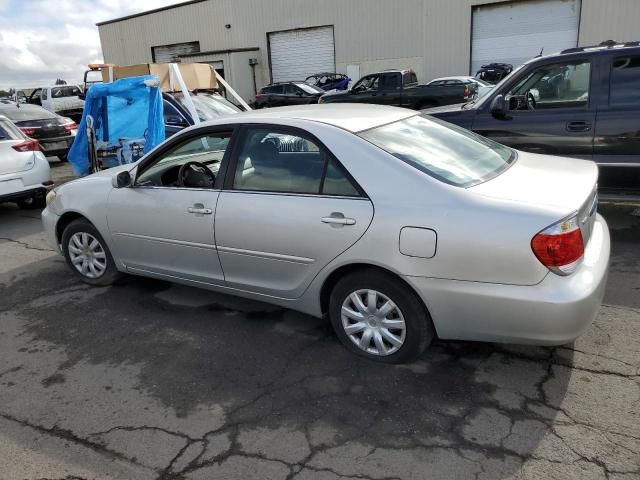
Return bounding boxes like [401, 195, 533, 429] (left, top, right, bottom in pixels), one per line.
[61, 218, 122, 286]
[328, 269, 434, 364]
[17, 195, 46, 209]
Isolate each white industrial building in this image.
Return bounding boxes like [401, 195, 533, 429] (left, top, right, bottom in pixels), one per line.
[97, 0, 640, 102]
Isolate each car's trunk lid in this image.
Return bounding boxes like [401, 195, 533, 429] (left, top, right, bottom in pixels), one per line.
[470, 151, 599, 244]
[0, 140, 35, 174]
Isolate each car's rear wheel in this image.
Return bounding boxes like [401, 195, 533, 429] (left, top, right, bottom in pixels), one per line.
[329, 269, 434, 363]
[61, 219, 121, 286]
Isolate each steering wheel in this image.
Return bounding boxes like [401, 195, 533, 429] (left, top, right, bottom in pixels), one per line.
[526, 91, 537, 111]
[178, 161, 216, 189]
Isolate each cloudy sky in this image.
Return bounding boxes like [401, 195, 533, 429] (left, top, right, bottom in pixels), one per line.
[0, 0, 184, 90]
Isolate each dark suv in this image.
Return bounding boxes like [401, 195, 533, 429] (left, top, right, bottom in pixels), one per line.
[254, 82, 325, 108]
[427, 41, 640, 199]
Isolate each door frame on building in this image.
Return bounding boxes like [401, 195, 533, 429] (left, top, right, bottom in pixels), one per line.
[467, 0, 583, 75]
[266, 24, 336, 83]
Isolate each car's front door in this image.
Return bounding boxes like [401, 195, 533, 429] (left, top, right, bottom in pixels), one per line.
[107, 129, 233, 285]
[349, 74, 380, 104]
[215, 125, 374, 299]
[473, 58, 595, 159]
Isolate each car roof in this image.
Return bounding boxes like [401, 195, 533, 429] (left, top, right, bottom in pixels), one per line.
[202, 104, 417, 133]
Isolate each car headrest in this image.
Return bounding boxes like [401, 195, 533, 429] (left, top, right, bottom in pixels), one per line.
[249, 141, 279, 169]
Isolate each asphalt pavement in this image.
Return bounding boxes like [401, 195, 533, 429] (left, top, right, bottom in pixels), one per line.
[0, 160, 638, 480]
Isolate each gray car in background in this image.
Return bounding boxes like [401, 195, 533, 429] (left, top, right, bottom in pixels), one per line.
[42, 104, 610, 363]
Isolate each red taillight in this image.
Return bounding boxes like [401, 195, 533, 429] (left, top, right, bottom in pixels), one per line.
[463, 85, 470, 100]
[20, 127, 36, 136]
[12, 139, 41, 152]
[531, 215, 584, 275]
[63, 121, 77, 132]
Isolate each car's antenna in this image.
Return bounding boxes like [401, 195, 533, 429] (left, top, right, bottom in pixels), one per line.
[535, 47, 544, 58]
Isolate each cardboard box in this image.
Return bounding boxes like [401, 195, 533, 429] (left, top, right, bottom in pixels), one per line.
[102, 63, 218, 92]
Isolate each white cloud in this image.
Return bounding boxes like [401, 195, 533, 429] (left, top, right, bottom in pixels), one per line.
[0, 0, 185, 90]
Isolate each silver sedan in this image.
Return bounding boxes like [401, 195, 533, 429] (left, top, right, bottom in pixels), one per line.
[42, 104, 610, 363]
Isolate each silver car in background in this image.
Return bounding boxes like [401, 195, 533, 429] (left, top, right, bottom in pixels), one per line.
[427, 76, 494, 99]
[0, 114, 53, 209]
[42, 104, 609, 363]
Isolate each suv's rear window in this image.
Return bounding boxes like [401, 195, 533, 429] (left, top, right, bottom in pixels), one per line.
[359, 114, 515, 187]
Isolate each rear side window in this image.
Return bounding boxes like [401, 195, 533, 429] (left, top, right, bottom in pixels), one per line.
[232, 127, 361, 196]
[51, 86, 81, 98]
[610, 56, 640, 107]
[0, 119, 23, 141]
[360, 114, 515, 187]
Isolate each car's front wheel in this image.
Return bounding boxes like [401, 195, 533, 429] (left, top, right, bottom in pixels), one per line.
[329, 269, 434, 363]
[61, 219, 121, 286]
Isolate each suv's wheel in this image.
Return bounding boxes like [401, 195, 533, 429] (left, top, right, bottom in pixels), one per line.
[61, 219, 121, 286]
[17, 195, 46, 209]
[329, 269, 434, 363]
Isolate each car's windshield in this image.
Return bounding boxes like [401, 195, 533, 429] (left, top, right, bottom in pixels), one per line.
[51, 86, 82, 98]
[173, 93, 241, 121]
[359, 114, 515, 187]
[0, 105, 57, 121]
[296, 83, 324, 94]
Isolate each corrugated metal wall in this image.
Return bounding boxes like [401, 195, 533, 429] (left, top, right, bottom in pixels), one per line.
[98, 0, 640, 100]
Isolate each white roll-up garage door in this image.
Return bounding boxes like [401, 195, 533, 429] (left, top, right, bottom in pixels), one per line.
[471, 0, 581, 75]
[269, 26, 335, 83]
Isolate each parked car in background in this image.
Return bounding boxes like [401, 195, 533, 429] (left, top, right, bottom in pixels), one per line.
[475, 63, 514, 84]
[319, 70, 476, 109]
[254, 82, 325, 108]
[0, 104, 77, 162]
[305, 73, 350, 91]
[427, 76, 494, 98]
[163, 91, 242, 137]
[0, 114, 53, 209]
[24, 85, 85, 123]
[42, 104, 609, 364]
[426, 41, 640, 199]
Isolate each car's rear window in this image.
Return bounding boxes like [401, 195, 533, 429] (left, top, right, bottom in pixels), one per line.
[0, 105, 57, 121]
[0, 119, 24, 141]
[359, 114, 515, 187]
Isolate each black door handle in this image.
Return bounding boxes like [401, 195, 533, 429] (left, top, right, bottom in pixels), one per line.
[566, 121, 592, 132]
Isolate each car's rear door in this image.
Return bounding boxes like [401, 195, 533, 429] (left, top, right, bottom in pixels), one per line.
[593, 52, 640, 194]
[214, 124, 373, 299]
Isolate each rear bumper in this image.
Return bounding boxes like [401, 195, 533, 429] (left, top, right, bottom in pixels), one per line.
[0, 155, 53, 203]
[39, 136, 74, 156]
[405, 214, 610, 345]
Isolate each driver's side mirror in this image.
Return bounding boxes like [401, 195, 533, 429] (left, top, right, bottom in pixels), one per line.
[489, 94, 507, 117]
[113, 170, 132, 188]
[166, 115, 188, 126]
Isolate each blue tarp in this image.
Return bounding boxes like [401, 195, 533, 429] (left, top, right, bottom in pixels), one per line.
[68, 75, 165, 176]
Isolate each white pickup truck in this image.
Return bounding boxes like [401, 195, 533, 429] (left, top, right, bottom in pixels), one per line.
[24, 85, 85, 122]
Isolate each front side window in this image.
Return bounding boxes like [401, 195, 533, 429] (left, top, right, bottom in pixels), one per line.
[41, 89, 48, 100]
[232, 127, 360, 196]
[359, 114, 515, 187]
[610, 56, 640, 107]
[136, 132, 231, 188]
[283, 84, 298, 95]
[506, 61, 590, 110]
[353, 75, 379, 93]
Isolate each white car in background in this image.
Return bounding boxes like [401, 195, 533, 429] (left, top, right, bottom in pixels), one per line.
[427, 76, 494, 99]
[0, 115, 53, 209]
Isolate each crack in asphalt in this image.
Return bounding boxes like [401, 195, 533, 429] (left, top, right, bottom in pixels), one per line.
[0, 236, 54, 252]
